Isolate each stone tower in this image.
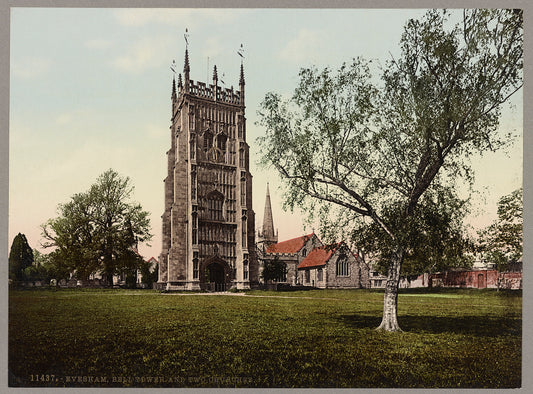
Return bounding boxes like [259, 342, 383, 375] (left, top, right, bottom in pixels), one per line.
[257, 183, 278, 251]
[158, 47, 257, 290]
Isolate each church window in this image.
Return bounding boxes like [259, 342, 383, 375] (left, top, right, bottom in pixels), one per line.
[240, 172, 246, 205]
[242, 215, 247, 248]
[190, 135, 196, 160]
[302, 248, 307, 257]
[317, 268, 323, 282]
[336, 254, 349, 277]
[193, 252, 199, 279]
[192, 206, 198, 245]
[191, 166, 197, 200]
[204, 131, 213, 150]
[305, 269, 310, 283]
[243, 255, 249, 280]
[229, 141, 236, 165]
[207, 191, 224, 221]
[217, 133, 227, 151]
[239, 148, 245, 167]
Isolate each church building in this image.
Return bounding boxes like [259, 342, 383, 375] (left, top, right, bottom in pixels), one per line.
[257, 187, 369, 289]
[158, 47, 257, 290]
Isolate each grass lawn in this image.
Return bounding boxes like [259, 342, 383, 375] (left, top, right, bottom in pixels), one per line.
[8, 287, 521, 388]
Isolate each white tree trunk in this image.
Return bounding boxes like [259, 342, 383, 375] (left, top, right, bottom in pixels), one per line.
[376, 247, 404, 332]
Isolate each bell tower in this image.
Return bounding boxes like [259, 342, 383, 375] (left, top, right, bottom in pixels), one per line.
[158, 44, 257, 290]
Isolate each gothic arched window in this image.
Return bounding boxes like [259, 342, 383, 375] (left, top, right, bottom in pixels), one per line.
[204, 131, 213, 150]
[336, 254, 349, 277]
[206, 190, 224, 221]
[217, 133, 227, 151]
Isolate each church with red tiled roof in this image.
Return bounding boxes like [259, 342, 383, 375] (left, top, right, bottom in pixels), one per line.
[295, 242, 368, 288]
[257, 187, 369, 289]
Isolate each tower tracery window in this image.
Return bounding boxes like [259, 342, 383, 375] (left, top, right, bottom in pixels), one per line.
[204, 131, 213, 150]
[206, 190, 224, 221]
[243, 254, 249, 280]
[193, 251, 199, 279]
[190, 133, 196, 160]
[217, 133, 227, 151]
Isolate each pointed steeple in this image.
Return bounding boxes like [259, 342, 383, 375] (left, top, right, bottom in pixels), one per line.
[262, 183, 275, 241]
[178, 73, 183, 88]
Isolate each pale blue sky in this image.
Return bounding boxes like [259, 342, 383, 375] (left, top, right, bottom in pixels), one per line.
[9, 8, 522, 259]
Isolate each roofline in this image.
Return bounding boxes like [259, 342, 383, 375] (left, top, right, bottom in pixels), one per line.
[266, 232, 316, 252]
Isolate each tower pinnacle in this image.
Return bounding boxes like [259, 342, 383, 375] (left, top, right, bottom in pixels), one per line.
[183, 48, 190, 92]
[239, 63, 245, 86]
[213, 65, 218, 83]
[172, 77, 177, 99]
[184, 48, 190, 74]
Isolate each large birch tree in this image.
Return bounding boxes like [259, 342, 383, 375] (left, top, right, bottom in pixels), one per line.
[257, 9, 522, 331]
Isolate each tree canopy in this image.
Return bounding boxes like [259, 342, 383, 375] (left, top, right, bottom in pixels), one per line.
[261, 257, 287, 283]
[477, 187, 522, 271]
[257, 9, 522, 331]
[41, 169, 152, 285]
[9, 233, 34, 281]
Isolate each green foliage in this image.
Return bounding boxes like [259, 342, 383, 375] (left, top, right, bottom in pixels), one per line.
[352, 188, 474, 275]
[9, 233, 34, 281]
[478, 188, 522, 271]
[21, 250, 55, 283]
[257, 10, 522, 327]
[41, 169, 152, 284]
[9, 289, 521, 388]
[261, 257, 287, 283]
[140, 262, 158, 288]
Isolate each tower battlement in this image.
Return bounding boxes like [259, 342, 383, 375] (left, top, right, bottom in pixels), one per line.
[184, 81, 242, 105]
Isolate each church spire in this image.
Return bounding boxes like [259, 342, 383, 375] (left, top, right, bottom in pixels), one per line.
[213, 65, 218, 83]
[262, 183, 275, 241]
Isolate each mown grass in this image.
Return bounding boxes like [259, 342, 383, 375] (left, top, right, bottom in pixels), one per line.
[9, 288, 521, 388]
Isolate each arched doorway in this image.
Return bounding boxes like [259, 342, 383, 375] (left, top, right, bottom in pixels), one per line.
[201, 257, 231, 292]
[206, 263, 226, 291]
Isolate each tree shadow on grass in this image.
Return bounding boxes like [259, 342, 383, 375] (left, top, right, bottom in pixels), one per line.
[338, 314, 521, 337]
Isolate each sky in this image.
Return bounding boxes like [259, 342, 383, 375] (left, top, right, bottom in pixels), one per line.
[8, 8, 522, 260]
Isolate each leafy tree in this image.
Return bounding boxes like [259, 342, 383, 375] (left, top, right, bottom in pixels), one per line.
[477, 187, 522, 271]
[257, 9, 522, 331]
[42, 169, 152, 286]
[261, 257, 287, 283]
[140, 261, 158, 288]
[8, 233, 33, 281]
[349, 188, 474, 277]
[22, 250, 54, 283]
